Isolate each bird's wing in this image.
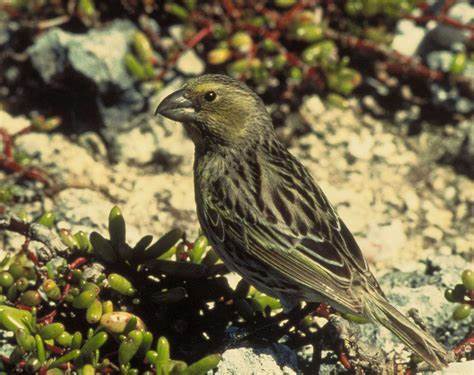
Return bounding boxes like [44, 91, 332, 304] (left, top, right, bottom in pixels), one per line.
[201, 144, 379, 312]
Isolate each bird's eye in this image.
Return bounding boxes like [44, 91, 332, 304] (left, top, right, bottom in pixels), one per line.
[204, 91, 217, 102]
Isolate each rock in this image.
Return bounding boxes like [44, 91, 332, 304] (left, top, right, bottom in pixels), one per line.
[347, 129, 374, 160]
[427, 51, 453, 73]
[360, 254, 471, 357]
[28, 20, 137, 94]
[361, 220, 407, 264]
[15, 132, 111, 187]
[216, 345, 298, 375]
[392, 20, 426, 56]
[176, 49, 205, 76]
[27, 20, 146, 140]
[429, 2, 473, 48]
[434, 361, 474, 375]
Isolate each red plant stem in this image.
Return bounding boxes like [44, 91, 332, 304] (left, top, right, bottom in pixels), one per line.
[45, 343, 65, 355]
[38, 309, 57, 324]
[12, 125, 33, 138]
[69, 257, 88, 269]
[277, 1, 308, 29]
[15, 304, 32, 311]
[338, 349, 352, 370]
[186, 24, 213, 49]
[404, 13, 474, 33]
[0, 129, 13, 158]
[222, 0, 240, 18]
[60, 283, 71, 302]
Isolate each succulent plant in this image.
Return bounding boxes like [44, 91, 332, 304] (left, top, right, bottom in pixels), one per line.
[444, 269, 474, 322]
[0, 205, 293, 373]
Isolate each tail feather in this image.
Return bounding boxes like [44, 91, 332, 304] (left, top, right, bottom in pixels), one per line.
[364, 293, 449, 370]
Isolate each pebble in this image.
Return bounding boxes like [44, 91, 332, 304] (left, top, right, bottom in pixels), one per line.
[176, 49, 205, 76]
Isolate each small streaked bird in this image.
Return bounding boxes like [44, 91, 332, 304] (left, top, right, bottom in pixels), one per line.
[155, 74, 449, 369]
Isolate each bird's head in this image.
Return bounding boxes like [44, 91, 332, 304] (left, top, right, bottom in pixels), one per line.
[155, 74, 272, 148]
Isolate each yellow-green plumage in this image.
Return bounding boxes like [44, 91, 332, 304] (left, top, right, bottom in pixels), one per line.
[156, 74, 449, 370]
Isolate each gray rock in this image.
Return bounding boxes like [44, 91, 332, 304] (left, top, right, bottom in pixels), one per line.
[392, 20, 426, 56]
[27, 20, 146, 141]
[176, 49, 205, 76]
[216, 345, 298, 375]
[429, 2, 473, 49]
[359, 253, 471, 358]
[28, 20, 137, 93]
[427, 51, 454, 72]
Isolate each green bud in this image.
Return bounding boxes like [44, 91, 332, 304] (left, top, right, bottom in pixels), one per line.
[39, 323, 65, 340]
[108, 273, 136, 296]
[292, 23, 324, 43]
[86, 299, 103, 324]
[301, 40, 337, 65]
[80, 364, 96, 375]
[125, 53, 147, 81]
[140, 229, 183, 261]
[82, 282, 101, 294]
[102, 300, 114, 314]
[15, 329, 36, 352]
[207, 48, 232, 65]
[327, 67, 361, 95]
[452, 303, 471, 321]
[6, 283, 19, 301]
[119, 330, 143, 365]
[74, 231, 91, 252]
[138, 331, 153, 358]
[182, 354, 221, 375]
[71, 331, 83, 350]
[227, 58, 250, 77]
[72, 290, 98, 309]
[8, 263, 25, 279]
[165, 2, 189, 20]
[189, 236, 208, 263]
[170, 360, 188, 374]
[156, 336, 171, 375]
[35, 334, 46, 364]
[0, 306, 33, 331]
[20, 290, 42, 306]
[461, 269, 474, 291]
[45, 286, 61, 301]
[15, 277, 29, 292]
[90, 232, 117, 263]
[109, 206, 126, 247]
[48, 349, 80, 368]
[146, 350, 158, 365]
[231, 31, 253, 53]
[59, 229, 79, 249]
[37, 212, 55, 228]
[275, 0, 297, 7]
[444, 288, 456, 303]
[133, 32, 154, 64]
[55, 331, 73, 347]
[79, 331, 108, 358]
[0, 272, 14, 287]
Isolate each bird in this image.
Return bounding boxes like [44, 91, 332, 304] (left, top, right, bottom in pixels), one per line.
[155, 74, 449, 370]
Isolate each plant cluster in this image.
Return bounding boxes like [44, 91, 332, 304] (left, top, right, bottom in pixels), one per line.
[0, 0, 472, 121]
[0, 206, 292, 374]
[444, 269, 474, 322]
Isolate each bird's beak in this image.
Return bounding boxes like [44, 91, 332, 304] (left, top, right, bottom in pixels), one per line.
[154, 89, 196, 122]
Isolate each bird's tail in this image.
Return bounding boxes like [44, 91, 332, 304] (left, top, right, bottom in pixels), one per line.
[363, 291, 449, 370]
